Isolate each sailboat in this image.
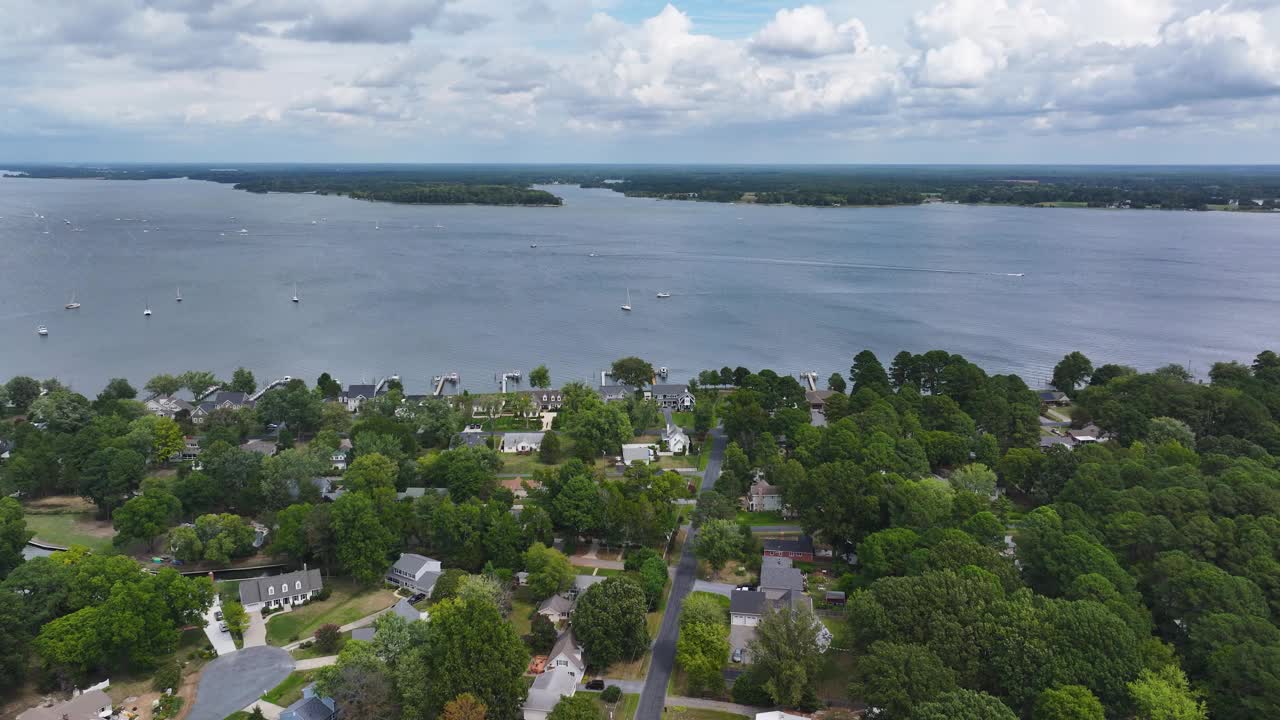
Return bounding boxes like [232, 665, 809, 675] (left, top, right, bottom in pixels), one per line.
[36, 325, 48, 336]
[143, 300, 152, 317]
[175, 287, 182, 302]
[65, 291, 80, 310]
[621, 288, 632, 312]
[292, 283, 300, 303]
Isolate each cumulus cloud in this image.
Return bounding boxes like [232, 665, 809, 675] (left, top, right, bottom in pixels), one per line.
[283, 0, 487, 43]
[750, 5, 869, 57]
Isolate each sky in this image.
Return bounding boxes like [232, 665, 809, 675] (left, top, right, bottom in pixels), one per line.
[2, 0, 1279, 164]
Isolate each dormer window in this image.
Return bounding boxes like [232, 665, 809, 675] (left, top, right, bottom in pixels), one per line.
[281, 584, 288, 594]
[295, 581, 302, 590]
[268, 586, 275, 596]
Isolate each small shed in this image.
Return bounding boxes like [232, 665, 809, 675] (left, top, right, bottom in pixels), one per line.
[824, 590, 846, 606]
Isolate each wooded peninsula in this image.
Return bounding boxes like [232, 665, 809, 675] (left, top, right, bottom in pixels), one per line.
[8, 164, 1280, 211]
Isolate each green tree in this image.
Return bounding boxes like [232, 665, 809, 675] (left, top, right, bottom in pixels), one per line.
[611, 357, 655, 390]
[178, 371, 220, 398]
[1128, 666, 1207, 720]
[914, 690, 1017, 720]
[29, 390, 93, 433]
[315, 623, 341, 653]
[398, 594, 528, 720]
[523, 542, 574, 600]
[539, 430, 562, 464]
[316, 372, 343, 399]
[692, 490, 737, 527]
[529, 613, 558, 653]
[222, 600, 249, 635]
[256, 380, 323, 433]
[0, 498, 33, 579]
[572, 576, 649, 669]
[637, 555, 669, 610]
[950, 463, 997, 497]
[229, 367, 257, 394]
[692, 518, 742, 576]
[749, 606, 827, 707]
[80, 447, 146, 516]
[1052, 352, 1093, 396]
[554, 474, 602, 537]
[345, 452, 399, 496]
[0, 592, 31, 692]
[444, 693, 489, 720]
[566, 404, 632, 458]
[113, 491, 181, 551]
[850, 350, 892, 396]
[97, 377, 138, 404]
[331, 492, 394, 585]
[1033, 685, 1105, 720]
[548, 694, 603, 720]
[144, 374, 183, 398]
[676, 612, 729, 697]
[826, 373, 847, 393]
[850, 641, 956, 718]
[168, 525, 203, 562]
[5, 375, 42, 412]
[529, 365, 551, 389]
[1145, 416, 1195, 449]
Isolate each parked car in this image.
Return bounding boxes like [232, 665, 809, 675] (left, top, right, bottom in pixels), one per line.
[215, 610, 223, 621]
[218, 622, 229, 632]
[585, 679, 605, 691]
[732, 648, 743, 663]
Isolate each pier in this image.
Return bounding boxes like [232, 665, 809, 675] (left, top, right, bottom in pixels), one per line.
[497, 370, 522, 393]
[249, 375, 293, 402]
[433, 372, 459, 396]
[800, 371, 818, 391]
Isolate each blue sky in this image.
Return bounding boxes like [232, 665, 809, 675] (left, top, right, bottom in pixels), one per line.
[2, 0, 1279, 164]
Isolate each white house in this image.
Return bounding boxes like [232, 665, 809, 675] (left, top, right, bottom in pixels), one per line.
[523, 629, 585, 720]
[663, 424, 689, 454]
[340, 384, 381, 413]
[537, 593, 574, 625]
[239, 568, 324, 613]
[501, 432, 545, 454]
[386, 553, 443, 595]
[621, 443, 654, 465]
[331, 438, 352, 471]
[746, 476, 783, 513]
[144, 394, 193, 419]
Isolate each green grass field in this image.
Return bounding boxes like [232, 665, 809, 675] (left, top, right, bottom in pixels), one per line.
[596, 693, 639, 720]
[291, 633, 349, 660]
[261, 670, 317, 707]
[510, 598, 535, 639]
[662, 708, 748, 720]
[734, 510, 785, 526]
[266, 579, 396, 645]
[23, 512, 115, 554]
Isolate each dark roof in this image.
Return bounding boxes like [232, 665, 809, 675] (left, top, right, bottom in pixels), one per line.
[346, 384, 377, 398]
[1037, 390, 1068, 402]
[239, 568, 323, 606]
[454, 432, 491, 448]
[351, 627, 376, 642]
[214, 391, 251, 405]
[763, 536, 815, 555]
[284, 695, 336, 720]
[391, 553, 432, 576]
[650, 384, 690, 396]
[731, 589, 767, 615]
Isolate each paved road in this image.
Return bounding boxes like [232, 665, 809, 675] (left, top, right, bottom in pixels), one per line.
[636, 427, 727, 720]
[187, 646, 294, 720]
[243, 608, 267, 648]
[294, 655, 340, 670]
[692, 580, 735, 597]
[201, 597, 237, 656]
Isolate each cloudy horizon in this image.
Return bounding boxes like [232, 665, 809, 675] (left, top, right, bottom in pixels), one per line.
[3, 0, 1280, 164]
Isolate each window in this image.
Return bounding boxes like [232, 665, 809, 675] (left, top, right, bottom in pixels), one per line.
[281, 584, 288, 594]
[268, 586, 275, 596]
[295, 581, 302, 591]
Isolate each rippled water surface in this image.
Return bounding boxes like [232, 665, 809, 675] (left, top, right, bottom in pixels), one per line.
[2, 177, 1278, 393]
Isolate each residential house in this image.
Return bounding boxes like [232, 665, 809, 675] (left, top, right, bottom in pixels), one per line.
[0, 438, 11, 462]
[572, 574, 606, 597]
[501, 477, 541, 500]
[760, 556, 806, 601]
[517, 389, 566, 412]
[1067, 424, 1105, 444]
[621, 443, 654, 466]
[598, 384, 634, 402]
[278, 685, 337, 720]
[755, 712, 809, 720]
[746, 476, 783, 513]
[171, 436, 201, 463]
[386, 553, 443, 595]
[239, 567, 324, 613]
[763, 536, 815, 562]
[145, 394, 194, 419]
[454, 429, 493, 449]
[523, 629, 586, 720]
[805, 390, 835, 412]
[730, 589, 767, 627]
[17, 689, 113, 720]
[340, 384, 382, 413]
[501, 432, 545, 454]
[331, 438, 352, 471]
[649, 384, 695, 411]
[516, 571, 529, 586]
[240, 438, 276, 456]
[537, 593, 574, 625]
[191, 391, 255, 424]
[1036, 390, 1069, 406]
[663, 423, 690, 454]
[729, 555, 832, 660]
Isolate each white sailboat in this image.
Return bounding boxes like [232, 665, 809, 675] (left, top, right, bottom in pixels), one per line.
[175, 287, 182, 302]
[65, 291, 80, 310]
[143, 300, 152, 317]
[292, 282, 300, 303]
[36, 325, 48, 336]
[621, 288, 632, 312]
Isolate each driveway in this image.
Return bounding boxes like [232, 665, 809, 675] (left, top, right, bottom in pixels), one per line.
[636, 427, 728, 720]
[692, 580, 735, 598]
[243, 608, 267, 648]
[202, 597, 237, 656]
[187, 646, 294, 720]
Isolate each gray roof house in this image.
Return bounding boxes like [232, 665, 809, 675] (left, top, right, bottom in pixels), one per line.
[16, 689, 113, 720]
[760, 556, 806, 600]
[572, 574, 607, 596]
[598, 384, 635, 402]
[386, 552, 443, 595]
[538, 593, 575, 624]
[279, 684, 337, 720]
[649, 384, 695, 410]
[523, 629, 585, 720]
[239, 568, 324, 611]
[501, 432, 545, 454]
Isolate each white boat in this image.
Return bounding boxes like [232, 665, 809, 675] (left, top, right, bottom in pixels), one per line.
[36, 325, 48, 336]
[143, 301, 152, 317]
[589, 252, 597, 257]
[434, 224, 445, 229]
[175, 287, 182, 302]
[530, 243, 537, 248]
[63, 218, 71, 225]
[65, 291, 80, 310]
[656, 292, 671, 298]
[621, 288, 632, 312]
[238, 228, 248, 234]
[292, 282, 300, 303]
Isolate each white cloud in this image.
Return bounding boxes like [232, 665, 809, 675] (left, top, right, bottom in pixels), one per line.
[751, 5, 868, 57]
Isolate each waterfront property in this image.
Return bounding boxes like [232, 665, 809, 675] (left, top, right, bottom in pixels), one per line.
[649, 383, 695, 411]
[191, 390, 255, 423]
[339, 384, 384, 413]
[144, 394, 194, 418]
[239, 567, 324, 612]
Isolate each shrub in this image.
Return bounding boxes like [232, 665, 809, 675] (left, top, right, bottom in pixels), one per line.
[601, 686, 622, 703]
[731, 667, 774, 706]
[152, 662, 181, 692]
[314, 623, 341, 652]
[314, 587, 332, 601]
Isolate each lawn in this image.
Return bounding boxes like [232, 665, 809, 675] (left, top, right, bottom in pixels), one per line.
[292, 633, 349, 660]
[22, 503, 115, 554]
[595, 693, 639, 720]
[671, 412, 695, 429]
[510, 598, 535, 639]
[261, 670, 317, 707]
[501, 453, 560, 475]
[734, 511, 785, 526]
[662, 707, 748, 720]
[266, 578, 397, 646]
[224, 712, 253, 720]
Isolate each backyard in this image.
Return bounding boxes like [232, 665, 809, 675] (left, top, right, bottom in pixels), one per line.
[265, 578, 397, 646]
[21, 496, 115, 554]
